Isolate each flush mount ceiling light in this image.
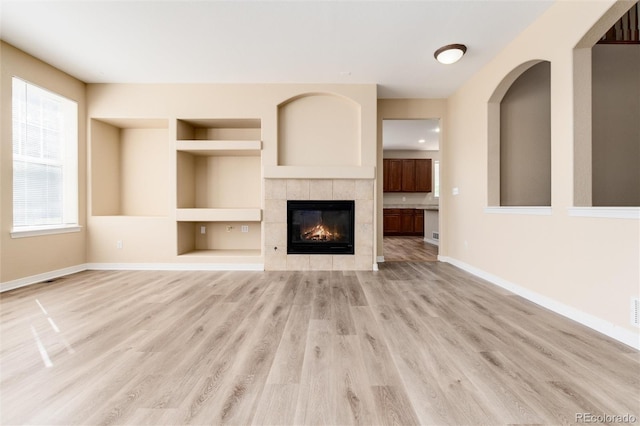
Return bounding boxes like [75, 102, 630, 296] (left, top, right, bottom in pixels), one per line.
[434, 44, 467, 64]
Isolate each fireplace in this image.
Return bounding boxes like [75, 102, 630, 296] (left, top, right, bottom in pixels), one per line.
[287, 200, 355, 255]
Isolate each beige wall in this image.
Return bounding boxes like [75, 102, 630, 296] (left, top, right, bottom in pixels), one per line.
[592, 44, 640, 206]
[443, 0, 639, 342]
[0, 42, 87, 283]
[86, 83, 377, 266]
[376, 99, 447, 259]
[278, 94, 361, 167]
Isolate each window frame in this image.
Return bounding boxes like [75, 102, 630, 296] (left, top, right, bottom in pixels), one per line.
[10, 77, 80, 238]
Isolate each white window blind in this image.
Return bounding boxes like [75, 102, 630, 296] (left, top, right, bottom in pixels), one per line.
[12, 77, 78, 231]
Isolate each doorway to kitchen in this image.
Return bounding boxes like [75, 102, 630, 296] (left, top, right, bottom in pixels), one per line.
[382, 118, 440, 262]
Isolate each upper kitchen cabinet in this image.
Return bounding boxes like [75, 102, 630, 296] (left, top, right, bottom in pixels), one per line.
[383, 159, 402, 192]
[383, 158, 432, 193]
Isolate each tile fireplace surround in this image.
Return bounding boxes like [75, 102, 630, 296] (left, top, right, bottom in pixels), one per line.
[264, 179, 374, 271]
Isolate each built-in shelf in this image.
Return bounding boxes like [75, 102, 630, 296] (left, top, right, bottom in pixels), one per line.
[176, 151, 261, 209]
[91, 118, 170, 217]
[177, 249, 262, 258]
[177, 118, 261, 141]
[175, 118, 263, 261]
[177, 221, 262, 257]
[176, 140, 261, 156]
[176, 208, 261, 222]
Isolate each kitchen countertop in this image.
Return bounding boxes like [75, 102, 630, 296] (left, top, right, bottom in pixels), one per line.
[384, 204, 439, 211]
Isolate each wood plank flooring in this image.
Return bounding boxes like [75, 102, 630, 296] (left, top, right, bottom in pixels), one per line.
[384, 236, 439, 262]
[1, 263, 638, 425]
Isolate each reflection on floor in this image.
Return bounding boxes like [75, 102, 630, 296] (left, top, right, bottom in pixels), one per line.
[383, 236, 438, 262]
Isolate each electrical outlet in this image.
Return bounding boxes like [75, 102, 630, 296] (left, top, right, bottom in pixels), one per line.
[241, 225, 249, 233]
[116, 240, 123, 249]
[200, 226, 206, 234]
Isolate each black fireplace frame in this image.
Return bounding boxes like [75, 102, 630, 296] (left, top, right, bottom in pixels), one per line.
[287, 200, 355, 255]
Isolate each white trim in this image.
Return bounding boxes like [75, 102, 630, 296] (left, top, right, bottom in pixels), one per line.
[1, 262, 264, 292]
[86, 263, 265, 272]
[372, 263, 379, 272]
[0, 264, 87, 292]
[10, 224, 82, 239]
[424, 237, 439, 246]
[376, 255, 385, 263]
[568, 207, 640, 220]
[484, 207, 552, 216]
[264, 165, 375, 180]
[438, 255, 640, 350]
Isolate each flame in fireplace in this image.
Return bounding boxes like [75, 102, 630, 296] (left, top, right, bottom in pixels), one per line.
[302, 224, 339, 241]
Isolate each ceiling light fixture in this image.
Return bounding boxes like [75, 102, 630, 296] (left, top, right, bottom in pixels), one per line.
[434, 44, 467, 64]
[418, 139, 426, 144]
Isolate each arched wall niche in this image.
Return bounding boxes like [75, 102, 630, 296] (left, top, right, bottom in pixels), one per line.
[487, 59, 551, 206]
[277, 92, 361, 167]
[573, 0, 640, 207]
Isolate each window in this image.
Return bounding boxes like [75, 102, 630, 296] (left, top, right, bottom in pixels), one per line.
[12, 77, 78, 236]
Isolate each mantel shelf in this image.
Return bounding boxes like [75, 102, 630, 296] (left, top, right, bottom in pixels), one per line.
[176, 208, 262, 222]
[264, 165, 375, 179]
[176, 140, 261, 156]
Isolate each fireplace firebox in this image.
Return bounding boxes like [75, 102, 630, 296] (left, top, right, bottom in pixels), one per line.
[287, 200, 355, 255]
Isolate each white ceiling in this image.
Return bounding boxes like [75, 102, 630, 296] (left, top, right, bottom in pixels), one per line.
[383, 119, 440, 150]
[0, 0, 554, 99]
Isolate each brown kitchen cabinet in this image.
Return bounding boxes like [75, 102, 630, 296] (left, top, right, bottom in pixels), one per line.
[415, 159, 432, 192]
[383, 208, 424, 236]
[383, 159, 403, 192]
[383, 158, 432, 192]
[383, 209, 402, 234]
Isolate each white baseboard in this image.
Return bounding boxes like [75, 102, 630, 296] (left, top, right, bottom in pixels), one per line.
[424, 237, 439, 246]
[86, 263, 265, 272]
[0, 264, 88, 293]
[438, 255, 640, 350]
[0, 262, 266, 292]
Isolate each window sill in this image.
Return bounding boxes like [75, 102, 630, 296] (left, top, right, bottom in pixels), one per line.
[484, 206, 552, 216]
[568, 207, 639, 220]
[11, 225, 82, 239]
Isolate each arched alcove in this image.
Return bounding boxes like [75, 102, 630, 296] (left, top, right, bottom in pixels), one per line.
[574, 1, 640, 207]
[487, 60, 551, 206]
[277, 93, 361, 166]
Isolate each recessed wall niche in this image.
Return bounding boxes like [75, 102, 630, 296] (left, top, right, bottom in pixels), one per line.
[90, 118, 169, 216]
[487, 60, 551, 207]
[277, 93, 360, 167]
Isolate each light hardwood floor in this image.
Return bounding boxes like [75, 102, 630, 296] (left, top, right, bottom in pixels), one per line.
[1, 263, 638, 425]
[384, 236, 439, 262]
